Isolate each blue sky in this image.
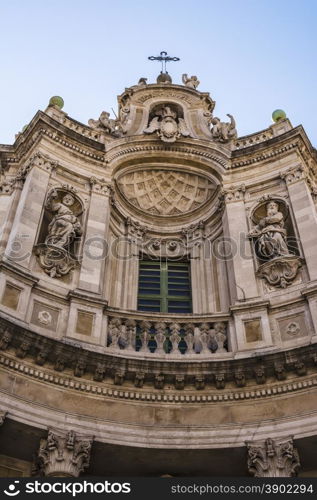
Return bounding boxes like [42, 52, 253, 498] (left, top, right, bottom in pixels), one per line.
[1, 0, 316, 145]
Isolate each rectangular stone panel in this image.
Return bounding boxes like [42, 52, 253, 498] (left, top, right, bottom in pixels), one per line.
[244, 319, 263, 343]
[1, 283, 21, 310]
[278, 313, 308, 341]
[30, 301, 59, 332]
[75, 310, 95, 336]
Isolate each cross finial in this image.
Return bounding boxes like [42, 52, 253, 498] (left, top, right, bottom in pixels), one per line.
[148, 51, 180, 74]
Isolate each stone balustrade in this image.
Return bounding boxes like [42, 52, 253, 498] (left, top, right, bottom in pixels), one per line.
[234, 128, 274, 150]
[106, 315, 228, 356]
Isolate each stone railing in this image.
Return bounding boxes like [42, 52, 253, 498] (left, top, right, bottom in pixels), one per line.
[106, 314, 229, 356]
[234, 128, 274, 150]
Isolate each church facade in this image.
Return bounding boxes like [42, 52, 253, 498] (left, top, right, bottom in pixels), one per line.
[0, 70, 316, 477]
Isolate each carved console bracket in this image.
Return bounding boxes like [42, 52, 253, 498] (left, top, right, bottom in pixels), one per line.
[257, 256, 302, 288]
[246, 436, 300, 477]
[35, 244, 79, 278]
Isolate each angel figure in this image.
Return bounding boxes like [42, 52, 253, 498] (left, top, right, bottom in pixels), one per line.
[210, 114, 237, 142]
[182, 74, 200, 89]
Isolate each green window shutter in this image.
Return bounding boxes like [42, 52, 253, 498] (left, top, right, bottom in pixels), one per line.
[138, 260, 192, 313]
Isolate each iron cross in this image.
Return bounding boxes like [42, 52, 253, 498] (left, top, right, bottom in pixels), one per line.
[148, 51, 180, 73]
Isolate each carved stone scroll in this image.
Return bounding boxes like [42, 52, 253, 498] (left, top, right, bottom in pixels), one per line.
[246, 436, 300, 477]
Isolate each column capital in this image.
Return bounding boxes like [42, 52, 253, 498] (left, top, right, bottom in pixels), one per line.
[280, 165, 306, 185]
[246, 436, 300, 477]
[89, 176, 112, 196]
[34, 429, 93, 477]
[221, 184, 246, 203]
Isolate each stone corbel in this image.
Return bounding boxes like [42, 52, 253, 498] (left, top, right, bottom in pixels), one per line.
[34, 429, 94, 477]
[246, 436, 300, 477]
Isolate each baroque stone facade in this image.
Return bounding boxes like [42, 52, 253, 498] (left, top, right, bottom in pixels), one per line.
[0, 71, 317, 476]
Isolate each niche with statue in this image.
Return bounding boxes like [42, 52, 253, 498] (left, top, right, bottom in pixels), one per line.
[248, 198, 302, 288]
[35, 187, 84, 278]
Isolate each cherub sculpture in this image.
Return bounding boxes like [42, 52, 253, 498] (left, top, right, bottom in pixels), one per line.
[182, 74, 200, 89]
[144, 105, 190, 143]
[210, 114, 237, 142]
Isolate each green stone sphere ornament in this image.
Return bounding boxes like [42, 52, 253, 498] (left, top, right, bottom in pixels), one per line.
[49, 96, 64, 109]
[272, 109, 287, 122]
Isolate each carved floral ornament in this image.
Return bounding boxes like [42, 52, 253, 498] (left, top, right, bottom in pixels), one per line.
[248, 199, 302, 288]
[246, 436, 300, 477]
[35, 187, 84, 278]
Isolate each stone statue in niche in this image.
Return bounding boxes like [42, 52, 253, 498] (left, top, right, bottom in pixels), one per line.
[144, 105, 190, 143]
[45, 190, 82, 248]
[210, 114, 237, 142]
[248, 201, 290, 260]
[35, 189, 83, 279]
[182, 74, 200, 89]
[249, 200, 302, 288]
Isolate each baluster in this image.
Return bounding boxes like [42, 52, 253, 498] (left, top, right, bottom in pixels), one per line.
[169, 323, 181, 354]
[154, 322, 166, 354]
[125, 319, 136, 351]
[184, 323, 195, 354]
[199, 323, 211, 353]
[108, 318, 121, 349]
[140, 320, 151, 352]
[214, 322, 227, 353]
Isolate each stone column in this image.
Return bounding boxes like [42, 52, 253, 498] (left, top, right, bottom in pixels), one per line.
[281, 165, 317, 281]
[0, 410, 6, 426]
[34, 429, 93, 477]
[4, 153, 55, 270]
[246, 436, 300, 477]
[222, 185, 258, 301]
[121, 218, 146, 310]
[77, 178, 111, 294]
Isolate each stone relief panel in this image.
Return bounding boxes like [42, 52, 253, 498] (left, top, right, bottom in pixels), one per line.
[277, 313, 308, 342]
[30, 301, 60, 332]
[35, 187, 84, 279]
[117, 169, 216, 216]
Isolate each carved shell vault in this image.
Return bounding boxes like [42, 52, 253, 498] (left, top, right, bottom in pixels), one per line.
[117, 169, 216, 215]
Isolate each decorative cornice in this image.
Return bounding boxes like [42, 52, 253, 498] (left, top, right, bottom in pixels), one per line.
[107, 144, 228, 168]
[1, 351, 317, 403]
[232, 142, 299, 168]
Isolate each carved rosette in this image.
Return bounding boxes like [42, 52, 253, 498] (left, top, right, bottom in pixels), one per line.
[257, 256, 302, 288]
[35, 429, 93, 477]
[246, 436, 300, 477]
